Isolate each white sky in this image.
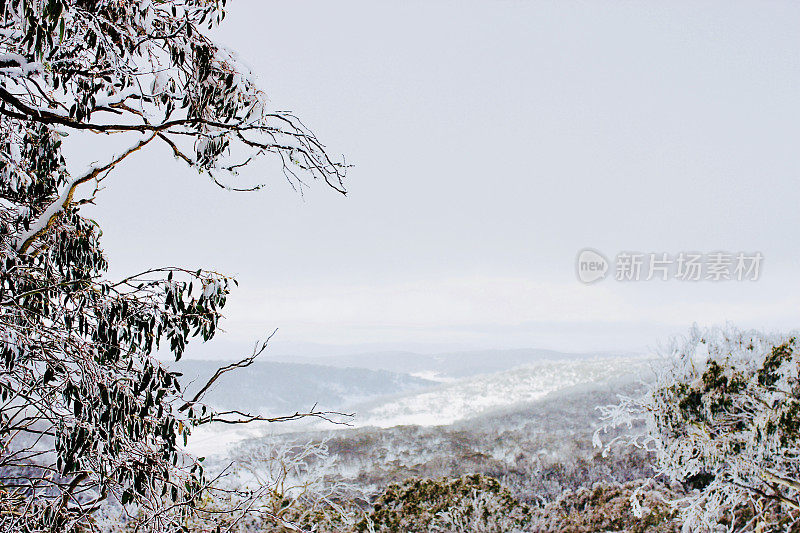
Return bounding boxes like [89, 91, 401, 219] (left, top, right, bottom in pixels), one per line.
[78, 1, 800, 357]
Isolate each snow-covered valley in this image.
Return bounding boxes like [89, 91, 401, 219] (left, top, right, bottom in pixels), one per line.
[179, 351, 655, 459]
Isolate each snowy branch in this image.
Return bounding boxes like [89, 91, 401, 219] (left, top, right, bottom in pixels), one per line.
[15, 132, 157, 254]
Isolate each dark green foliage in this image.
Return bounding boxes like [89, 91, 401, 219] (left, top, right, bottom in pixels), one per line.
[759, 341, 794, 388]
[0, 130, 231, 529]
[360, 474, 532, 532]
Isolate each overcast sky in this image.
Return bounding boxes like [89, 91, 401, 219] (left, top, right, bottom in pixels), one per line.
[76, 1, 800, 358]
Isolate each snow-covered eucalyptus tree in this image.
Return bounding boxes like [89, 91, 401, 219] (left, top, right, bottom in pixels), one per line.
[596, 327, 800, 532]
[0, 1, 346, 531]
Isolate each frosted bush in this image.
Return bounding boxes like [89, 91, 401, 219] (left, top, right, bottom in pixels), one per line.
[596, 326, 800, 531]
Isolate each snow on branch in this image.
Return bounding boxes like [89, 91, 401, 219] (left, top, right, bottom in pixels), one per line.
[15, 132, 156, 254]
[0, 0, 347, 197]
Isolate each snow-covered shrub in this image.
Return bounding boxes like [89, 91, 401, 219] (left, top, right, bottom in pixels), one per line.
[529, 479, 680, 532]
[360, 474, 532, 532]
[596, 326, 800, 531]
[108, 438, 367, 533]
[228, 437, 369, 532]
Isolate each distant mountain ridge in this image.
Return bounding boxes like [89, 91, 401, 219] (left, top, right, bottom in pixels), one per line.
[183, 353, 655, 458]
[345, 356, 655, 428]
[265, 348, 644, 379]
[172, 360, 437, 417]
